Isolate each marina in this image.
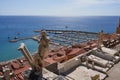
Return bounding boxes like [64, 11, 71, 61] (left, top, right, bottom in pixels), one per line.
[9, 30, 98, 47]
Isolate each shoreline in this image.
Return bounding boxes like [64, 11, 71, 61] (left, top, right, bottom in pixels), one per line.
[0, 56, 24, 64]
[0, 51, 37, 64]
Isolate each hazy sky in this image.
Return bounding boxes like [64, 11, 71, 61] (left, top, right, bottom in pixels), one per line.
[0, 0, 120, 16]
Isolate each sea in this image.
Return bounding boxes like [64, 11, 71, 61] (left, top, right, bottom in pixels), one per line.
[0, 16, 119, 62]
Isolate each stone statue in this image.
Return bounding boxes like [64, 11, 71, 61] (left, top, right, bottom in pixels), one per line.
[116, 18, 120, 34]
[29, 30, 50, 80]
[38, 30, 50, 59]
[98, 30, 103, 50]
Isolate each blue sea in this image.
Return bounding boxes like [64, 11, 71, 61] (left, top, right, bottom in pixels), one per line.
[0, 16, 119, 62]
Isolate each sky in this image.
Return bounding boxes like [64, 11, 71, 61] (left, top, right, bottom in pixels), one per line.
[0, 0, 120, 16]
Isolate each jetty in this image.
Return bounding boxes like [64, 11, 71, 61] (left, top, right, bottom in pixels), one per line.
[9, 34, 40, 42]
[9, 37, 32, 42]
[34, 29, 98, 34]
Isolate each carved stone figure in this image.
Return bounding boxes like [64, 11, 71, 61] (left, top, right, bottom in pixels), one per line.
[116, 18, 120, 34]
[98, 30, 103, 49]
[38, 30, 50, 59]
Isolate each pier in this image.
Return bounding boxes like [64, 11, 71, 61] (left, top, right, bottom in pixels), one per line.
[34, 29, 98, 34]
[9, 34, 40, 42]
[9, 37, 32, 42]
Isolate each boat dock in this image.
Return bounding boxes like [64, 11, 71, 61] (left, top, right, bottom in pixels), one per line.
[9, 37, 32, 42]
[34, 29, 98, 34]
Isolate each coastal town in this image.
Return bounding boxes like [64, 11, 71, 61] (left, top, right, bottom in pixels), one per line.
[0, 19, 120, 80]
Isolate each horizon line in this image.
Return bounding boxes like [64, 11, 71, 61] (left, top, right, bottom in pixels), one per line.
[0, 14, 120, 17]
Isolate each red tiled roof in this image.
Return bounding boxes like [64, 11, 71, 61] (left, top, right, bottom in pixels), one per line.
[53, 53, 68, 63]
[17, 73, 24, 80]
[44, 58, 56, 65]
[14, 63, 30, 74]
[79, 48, 86, 54]
[102, 33, 117, 40]
[11, 61, 20, 69]
[0, 72, 3, 76]
[90, 43, 97, 48]
[64, 47, 72, 54]
[67, 48, 81, 59]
